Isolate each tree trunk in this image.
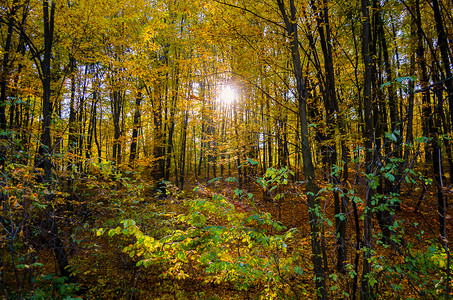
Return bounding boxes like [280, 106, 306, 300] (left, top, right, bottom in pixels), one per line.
[360, 0, 376, 297]
[233, 99, 243, 190]
[276, 0, 327, 298]
[431, 0, 453, 125]
[40, 0, 71, 280]
[433, 71, 447, 238]
[86, 94, 97, 162]
[151, 84, 166, 195]
[165, 67, 178, 181]
[111, 89, 123, 167]
[1, 2, 17, 130]
[404, 8, 416, 163]
[179, 109, 189, 190]
[67, 57, 77, 178]
[267, 95, 273, 169]
[129, 91, 142, 167]
[198, 81, 206, 177]
[373, 0, 392, 242]
[314, 0, 348, 273]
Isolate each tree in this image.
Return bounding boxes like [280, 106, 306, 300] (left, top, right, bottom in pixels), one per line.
[276, 0, 327, 298]
[360, 0, 375, 297]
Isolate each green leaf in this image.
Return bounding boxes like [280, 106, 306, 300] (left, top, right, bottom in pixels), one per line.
[225, 177, 238, 183]
[208, 177, 222, 184]
[294, 266, 304, 275]
[385, 131, 397, 142]
[380, 81, 392, 89]
[384, 173, 395, 182]
[121, 219, 136, 228]
[335, 213, 345, 221]
[177, 251, 187, 260]
[247, 158, 258, 165]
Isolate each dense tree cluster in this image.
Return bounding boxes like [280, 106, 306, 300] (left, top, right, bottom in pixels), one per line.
[1, 0, 453, 298]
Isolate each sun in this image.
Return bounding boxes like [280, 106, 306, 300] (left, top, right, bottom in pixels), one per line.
[220, 85, 236, 104]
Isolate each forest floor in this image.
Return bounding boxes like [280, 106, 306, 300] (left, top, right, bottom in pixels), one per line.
[8, 170, 453, 299]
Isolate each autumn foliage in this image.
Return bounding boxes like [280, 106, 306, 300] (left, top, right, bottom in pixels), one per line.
[1, 0, 453, 299]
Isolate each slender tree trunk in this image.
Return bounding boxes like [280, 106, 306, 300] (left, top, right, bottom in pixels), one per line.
[198, 81, 206, 177]
[233, 99, 243, 190]
[432, 69, 447, 237]
[77, 73, 88, 172]
[179, 109, 188, 190]
[373, 0, 393, 241]
[440, 105, 453, 184]
[94, 99, 101, 164]
[67, 57, 77, 178]
[0, 1, 19, 132]
[314, 0, 348, 273]
[39, 0, 71, 280]
[220, 105, 227, 177]
[151, 84, 166, 194]
[86, 95, 97, 162]
[267, 95, 273, 169]
[5, 1, 30, 160]
[111, 89, 124, 167]
[39, 0, 54, 183]
[361, 0, 376, 297]
[404, 8, 416, 163]
[276, 0, 327, 298]
[412, 0, 432, 164]
[431, 0, 453, 125]
[165, 68, 178, 181]
[193, 124, 197, 180]
[129, 91, 142, 167]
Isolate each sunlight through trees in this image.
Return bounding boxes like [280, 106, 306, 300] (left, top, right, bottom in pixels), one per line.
[1, 0, 453, 298]
[219, 85, 236, 105]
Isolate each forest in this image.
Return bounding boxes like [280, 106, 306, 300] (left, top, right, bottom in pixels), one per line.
[1, 0, 453, 299]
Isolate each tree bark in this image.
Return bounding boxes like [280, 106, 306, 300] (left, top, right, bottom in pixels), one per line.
[148, 83, 166, 195]
[276, 0, 327, 298]
[0, 1, 19, 132]
[313, 0, 348, 273]
[111, 89, 124, 167]
[40, 0, 71, 280]
[431, 0, 453, 124]
[360, 0, 376, 297]
[179, 108, 189, 190]
[129, 91, 142, 167]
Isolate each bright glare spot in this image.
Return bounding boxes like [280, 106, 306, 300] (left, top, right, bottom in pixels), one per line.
[220, 86, 236, 104]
